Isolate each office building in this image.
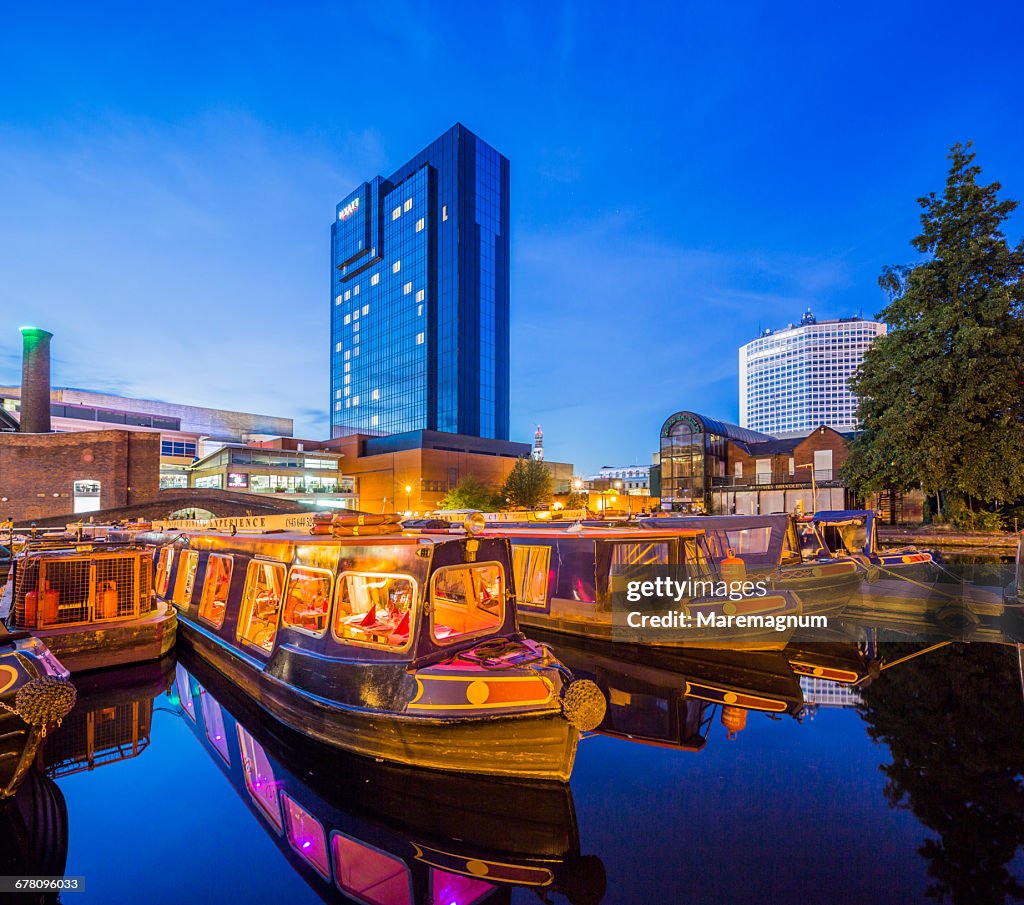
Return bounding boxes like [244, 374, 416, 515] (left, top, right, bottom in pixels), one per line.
[739, 310, 886, 435]
[330, 123, 510, 440]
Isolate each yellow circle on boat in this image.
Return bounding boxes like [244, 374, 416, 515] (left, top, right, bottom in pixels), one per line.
[467, 860, 490, 877]
[0, 665, 18, 695]
[466, 680, 490, 705]
[724, 692, 737, 704]
[813, 667, 824, 676]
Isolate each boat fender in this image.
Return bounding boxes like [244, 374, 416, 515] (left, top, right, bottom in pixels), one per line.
[0, 675, 77, 738]
[561, 679, 606, 731]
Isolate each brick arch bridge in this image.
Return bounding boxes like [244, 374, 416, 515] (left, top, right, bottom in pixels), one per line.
[16, 488, 311, 528]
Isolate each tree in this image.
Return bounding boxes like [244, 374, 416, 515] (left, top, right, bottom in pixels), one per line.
[844, 143, 1024, 515]
[501, 457, 553, 509]
[438, 477, 502, 512]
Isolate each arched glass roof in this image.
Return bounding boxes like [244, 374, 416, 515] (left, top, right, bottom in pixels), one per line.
[660, 411, 771, 444]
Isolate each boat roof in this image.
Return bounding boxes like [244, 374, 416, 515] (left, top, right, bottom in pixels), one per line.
[482, 526, 704, 539]
[812, 510, 874, 524]
[145, 529, 457, 547]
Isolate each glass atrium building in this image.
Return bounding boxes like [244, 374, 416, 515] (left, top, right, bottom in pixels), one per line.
[739, 310, 886, 435]
[330, 124, 510, 440]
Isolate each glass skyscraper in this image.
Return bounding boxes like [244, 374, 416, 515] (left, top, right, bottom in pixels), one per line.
[739, 310, 886, 435]
[330, 124, 510, 440]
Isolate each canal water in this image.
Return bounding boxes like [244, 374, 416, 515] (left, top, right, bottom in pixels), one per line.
[15, 639, 1023, 905]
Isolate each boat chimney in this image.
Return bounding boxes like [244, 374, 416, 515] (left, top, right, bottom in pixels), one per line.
[19, 326, 53, 434]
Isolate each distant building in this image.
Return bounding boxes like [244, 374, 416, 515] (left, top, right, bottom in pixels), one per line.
[531, 425, 544, 461]
[739, 310, 886, 435]
[0, 386, 293, 492]
[583, 465, 650, 494]
[657, 410, 853, 514]
[330, 123, 510, 441]
[799, 677, 863, 709]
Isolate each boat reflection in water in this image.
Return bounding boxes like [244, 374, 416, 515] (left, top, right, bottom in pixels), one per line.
[525, 630, 813, 751]
[40, 656, 175, 778]
[171, 648, 607, 905]
[0, 769, 68, 905]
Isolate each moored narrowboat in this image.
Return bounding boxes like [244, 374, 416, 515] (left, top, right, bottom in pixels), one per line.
[639, 513, 865, 616]
[0, 624, 75, 798]
[0, 543, 176, 673]
[141, 524, 604, 783]
[172, 650, 606, 904]
[487, 525, 804, 650]
[808, 509, 938, 578]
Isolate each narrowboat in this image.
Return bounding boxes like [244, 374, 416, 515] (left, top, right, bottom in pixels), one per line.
[0, 623, 74, 798]
[486, 525, 804, 650]
[0, 543, 177, 673]
[783, 641, 880, 686]
[140, 523, 604, 783]
[808, 509, 937, 578]
[524, 629, 804, 751]
[172, 651, 607, 904]
[639, 514, 865, 616]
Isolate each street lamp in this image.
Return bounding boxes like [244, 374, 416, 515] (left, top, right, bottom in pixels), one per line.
[404, 484, 412, 512]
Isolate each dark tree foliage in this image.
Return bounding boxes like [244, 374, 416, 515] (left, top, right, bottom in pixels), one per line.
[500, 457, 553, 509]
[844, 143, 1024, 509]
[858, 643, 1024, 903]
[438, 476, 503, 512]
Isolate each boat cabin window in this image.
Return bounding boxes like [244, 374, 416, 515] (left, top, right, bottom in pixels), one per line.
[155, 546, 174, 597]
[237, 559, 287, 653]
[820, 522, 866, 556]
[609, 541, 670, 568]
[511, 545, 551, 607]
[332, 832, 411, 905]
[333, 572, 416, 650]
[281, 567, 333, 637]
[430, 562, 504, 644]
[175, 663, 196, 722]
[282, 793, 330, 881]
[724, 528, 772, 556]
[172, 550, 199, 606]
[198, 554, 233, 629]
[431, 870, 493, 905]
[200, 691, 230, 764]
[681, 538, 715, 580]
[798, 523, 826, 559]
[237, 726, 282, 831]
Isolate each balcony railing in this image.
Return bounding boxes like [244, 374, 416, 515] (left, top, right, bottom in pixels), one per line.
[711, 469, 836, 488]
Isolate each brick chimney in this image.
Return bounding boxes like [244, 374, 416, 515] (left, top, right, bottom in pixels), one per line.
[19, 326, 53, 434]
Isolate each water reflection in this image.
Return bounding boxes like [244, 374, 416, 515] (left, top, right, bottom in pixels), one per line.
[170, 647, 607, 905]
[858, 643, 1024, 905]
[0, 770, 67, 905]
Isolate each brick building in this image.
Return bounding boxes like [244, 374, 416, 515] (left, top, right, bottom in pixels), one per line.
[0, 429, 160, 523]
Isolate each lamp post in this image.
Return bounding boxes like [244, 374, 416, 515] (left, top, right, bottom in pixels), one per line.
[404, 484, 412, 513]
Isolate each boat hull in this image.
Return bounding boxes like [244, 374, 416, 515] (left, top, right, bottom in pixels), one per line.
[31, 604, 177, 674]
[177, 617, 578, 783]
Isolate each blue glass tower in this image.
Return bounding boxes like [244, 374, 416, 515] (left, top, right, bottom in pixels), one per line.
[330, 124, 510, 440]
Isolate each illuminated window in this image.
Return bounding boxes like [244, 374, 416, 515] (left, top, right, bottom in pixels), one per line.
[344, 290, 350, 301]
[343, 314, 350, 325]
[175, 663, 195, 721]
[344, 363, 350, 373]
[403, 198, 412, 212]
[371, 389, 379, 400]
[155, 547, 174, 597]
[344, 351, 350, 361]
[334, 295, 342, 305]
[442, 205, 448, 221]
[352, 284, 359, 295]
[335, 342, 342, 352]
[511, 545, 551, 607]
[353, 309, 359, 320]
[333, 573, 416, 650]
[332, 832, 412, 905]
[352, 395, 359, 406]
[237, 560, 286, 653]
[334, 389, 342, 399]
[201, 691, 230, 763]
[392, 260, 400, 273]
[391, 206, 400, 220]
[281, 567, 333, 637]
[415, 289, 424, 302]
[334, 401, 341, 411]
[344, 375, 350, 385]
[282, 794, 330, 880]
[370, 415, 379, 426]
[371, 273, 379, 286]
[198, 554, 233, 629]
[237, 726, 282, 830]
[417, 305, 423, 316]
[415, 332, 424, 345]
[354, 346, 359, 356]
[361, 304, 369, 315]
[403, 282, 412, 295]
[430, 563, 504, 643]
[172, 550, 199, 606]
[415, 218, 424, 232]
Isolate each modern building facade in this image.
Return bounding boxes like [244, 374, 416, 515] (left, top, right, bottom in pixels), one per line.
[658, 411, 852, 514]
[739, 310, 886, 435]
[330, 123, 510, 441]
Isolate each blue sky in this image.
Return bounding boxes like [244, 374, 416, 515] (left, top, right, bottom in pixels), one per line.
[2, 1, 1022, 473]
